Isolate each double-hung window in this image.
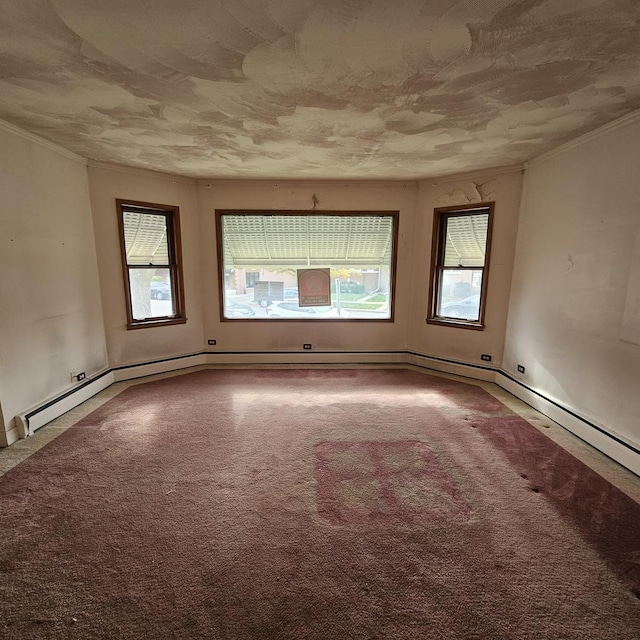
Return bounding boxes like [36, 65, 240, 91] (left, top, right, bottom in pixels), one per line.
[427, 203, 494, 329]
[117, 199, 186, 329]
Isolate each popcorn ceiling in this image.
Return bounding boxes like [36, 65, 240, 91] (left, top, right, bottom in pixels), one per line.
[0, 0, 639, 179]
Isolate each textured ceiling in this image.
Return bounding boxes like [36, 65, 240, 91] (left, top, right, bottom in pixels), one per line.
[1, 1, 640, 180]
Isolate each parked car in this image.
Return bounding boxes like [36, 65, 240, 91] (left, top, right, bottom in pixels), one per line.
[267, 302, 350, 319]
[225, 300, 255, 318]
[439, 294, 480, 320]
[150, 281, 171, 300]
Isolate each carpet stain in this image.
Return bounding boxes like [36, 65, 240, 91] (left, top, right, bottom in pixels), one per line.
[315, 440, 472, 526]
[1, 368, 639, 639]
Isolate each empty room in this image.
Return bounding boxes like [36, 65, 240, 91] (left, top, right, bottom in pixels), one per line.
[1, 1, 639, 638]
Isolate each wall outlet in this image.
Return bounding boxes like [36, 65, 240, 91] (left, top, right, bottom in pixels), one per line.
[481, 354, 492, 362]
[76, 372, 86, 381]
[517, 364, 526, 374]
[208, 339, 217, 346]
[303, 344, 312, 350]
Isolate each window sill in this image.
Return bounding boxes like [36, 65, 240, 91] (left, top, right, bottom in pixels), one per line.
[220, 317, 393, 322]
[127, 317, 187, 330]
[426, 317, 484, 331]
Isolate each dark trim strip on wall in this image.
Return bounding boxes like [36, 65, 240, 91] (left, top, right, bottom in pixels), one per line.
[25, 369, 112, 420]
[22, 350, 639, 457]
[495, 369, 640, 455]
[112, 351, 206, 371]
[405, 350, 497, 373]
[407, 351, 639, 456]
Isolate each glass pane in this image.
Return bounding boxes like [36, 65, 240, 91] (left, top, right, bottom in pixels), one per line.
[221, 215, 393, 265]
[437, 269, 483, 321]
[220, 214, 394, 320]
[130, 268, 174, 320]
[443, 213, 489, 267]
[123, 211, 169, 266]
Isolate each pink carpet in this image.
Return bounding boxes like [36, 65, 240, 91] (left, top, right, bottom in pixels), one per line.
[1, 368, 639, 639]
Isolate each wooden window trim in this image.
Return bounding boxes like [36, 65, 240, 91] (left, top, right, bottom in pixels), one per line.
[426, 202, 494, 330]
[116, 199, 187, 329]
[215, 210, 399, 322]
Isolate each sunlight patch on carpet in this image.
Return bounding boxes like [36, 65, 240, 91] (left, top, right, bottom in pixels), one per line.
[316, 440, 472, 526]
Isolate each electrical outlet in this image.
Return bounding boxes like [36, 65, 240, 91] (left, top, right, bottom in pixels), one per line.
[517, 364, 526, 374]
[208, 339, 217, 346]
[303, 344, 312, 350]
[76, 372, 86, 381]
[70, 371, 76, 382]
[481, 354, 492, 362]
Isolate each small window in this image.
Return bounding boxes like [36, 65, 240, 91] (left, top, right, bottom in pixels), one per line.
[427, 203, 494, 329]
[117, 199, 186, 329]
[245, 271, 260, 288]
[216, 211, 398, 321]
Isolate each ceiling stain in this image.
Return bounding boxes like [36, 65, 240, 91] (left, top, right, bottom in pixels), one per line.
[0, 0, 639, 179]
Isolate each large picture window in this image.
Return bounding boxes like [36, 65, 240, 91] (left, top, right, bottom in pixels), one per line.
[216, 211, 398, 321]
[427, 203, 494, 329]
[117, 199, 186, 329]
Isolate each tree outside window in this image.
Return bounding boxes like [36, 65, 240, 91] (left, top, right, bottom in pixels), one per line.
[427, 203, 494, 329]
[117, 200, 186, 329]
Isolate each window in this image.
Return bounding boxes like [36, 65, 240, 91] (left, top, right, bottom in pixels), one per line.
[117, 199, 186, 329]
[427, 203, 494, 329]
[245, 271, 260, 288]
[216, 211, 398, 321]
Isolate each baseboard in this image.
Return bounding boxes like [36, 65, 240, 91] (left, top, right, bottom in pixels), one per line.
[5, 351, 404, 444]
[16, 369, 114, 437]
[5, 350, 639, 479]
[112, 353, 207, 382]
[496, 373, 640, 476]
[406, 351, 498, 382]
[204, 351, 406, 366]
[1, 421, 20, 447]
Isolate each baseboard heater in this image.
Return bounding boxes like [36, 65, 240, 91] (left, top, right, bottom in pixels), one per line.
[9, 350, 639, 477]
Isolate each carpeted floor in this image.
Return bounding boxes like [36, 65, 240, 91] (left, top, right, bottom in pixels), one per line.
[1, 368, 639, 639]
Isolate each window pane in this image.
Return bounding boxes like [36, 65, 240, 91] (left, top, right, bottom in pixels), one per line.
[220, 214, 395, 320]
[130, 267, 174, 320]
[123, 211, 169, 266]
[437, 269, 483, 321]
[443, 213, 489, 267]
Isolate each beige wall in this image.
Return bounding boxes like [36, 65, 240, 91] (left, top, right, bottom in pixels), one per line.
[88, 164, 204, 368]
[197, 181, 418, 353]
[0, 124, 107, 444]
[409, 170, 523, 367]
[6, 110, 638, 462]
[504, 117, 640, 449]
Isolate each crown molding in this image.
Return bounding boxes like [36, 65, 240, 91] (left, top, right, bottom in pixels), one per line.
[525, 108, 640, 169]
[0, 118, 87, 164]
[87, 160, 196, 184]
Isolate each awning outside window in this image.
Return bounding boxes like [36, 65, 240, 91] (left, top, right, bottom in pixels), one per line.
[123, 211, 169, 265]
[220, 214, 394, 268]
[443, 213, 489, 268]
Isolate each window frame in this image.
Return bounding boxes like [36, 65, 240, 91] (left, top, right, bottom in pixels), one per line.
[116, 199, 187, 330]
[427, 202, 494, 330]
[215, 210, 399, 323]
